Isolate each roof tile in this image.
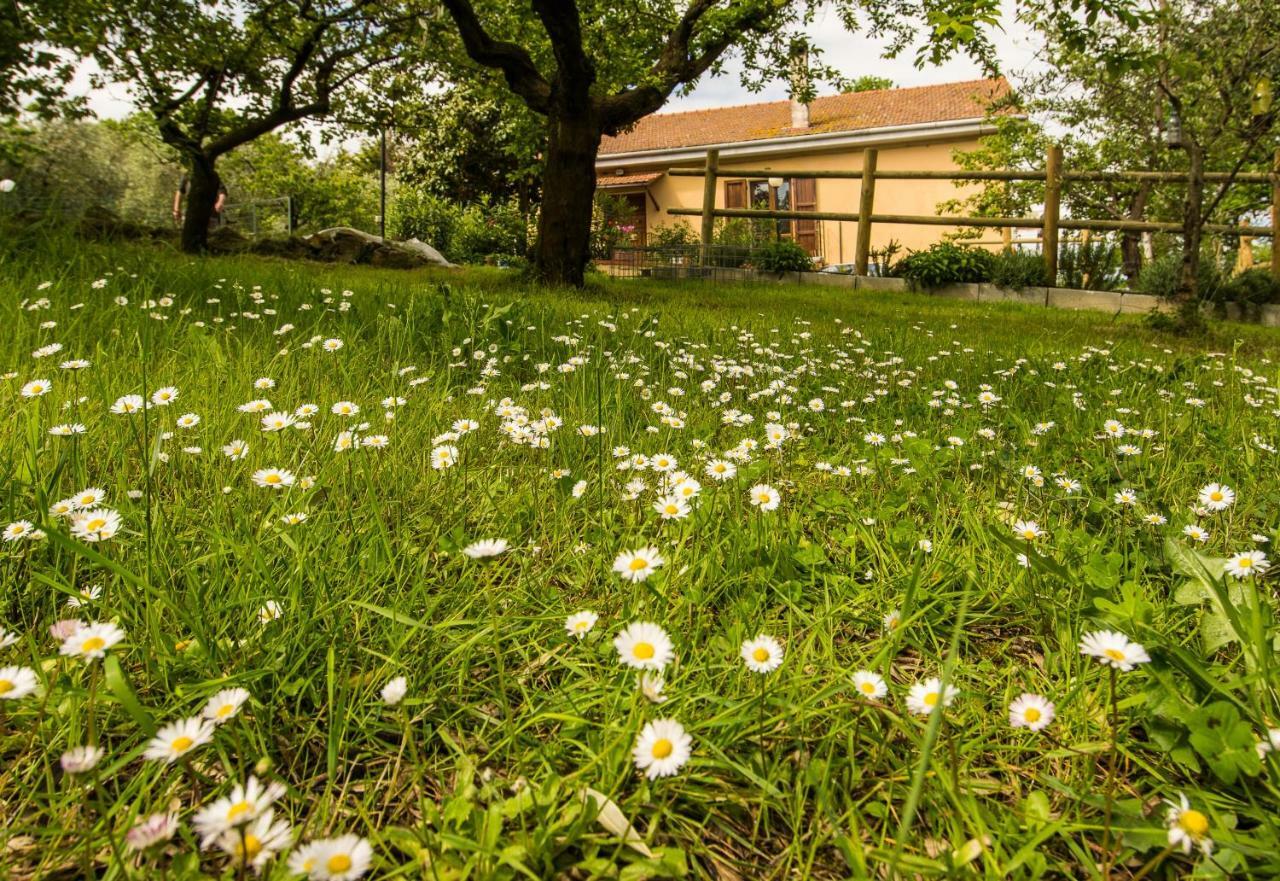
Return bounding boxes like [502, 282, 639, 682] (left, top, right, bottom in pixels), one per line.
[600, 78, 1009, 155]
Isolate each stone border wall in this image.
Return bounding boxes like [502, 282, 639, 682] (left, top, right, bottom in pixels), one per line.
[639, 266, 1280, 326]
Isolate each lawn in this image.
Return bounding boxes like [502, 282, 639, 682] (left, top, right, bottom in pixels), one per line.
[3, 235, 1280, 880]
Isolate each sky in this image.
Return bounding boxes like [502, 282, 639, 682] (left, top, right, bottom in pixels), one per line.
[78, 0, 1044, 146]
[666, 0, 1043, 113]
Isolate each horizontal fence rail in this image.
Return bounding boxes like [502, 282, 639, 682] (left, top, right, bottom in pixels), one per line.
[670, 146, 1280, 281]
[666, 206, 1275, 237]
[670, 168, 1277, 184]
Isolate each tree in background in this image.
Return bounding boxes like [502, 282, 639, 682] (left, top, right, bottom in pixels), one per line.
[951, 0, 1277, 313]
[396, 82, 543, 208]
[421, 0, 1143, 286]
[218, 134, 380, 232]
[847, 75, 896, 93]
[64, 0, 412, 253]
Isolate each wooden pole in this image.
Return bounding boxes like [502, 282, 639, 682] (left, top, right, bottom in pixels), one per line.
[1272, 148, 1279, 280]
[1001, 226, 1012, 252]
[1043, 144, 1063, 285]
[854, 148, 878, 275]
[699, 149, 719, 267]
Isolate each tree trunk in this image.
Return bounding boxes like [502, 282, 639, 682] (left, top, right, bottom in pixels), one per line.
[1175, 139, 1205, 305]
[1120, 182, 1152, 281]
[181, 156, 222, 254]
[533, 110, 602, 286]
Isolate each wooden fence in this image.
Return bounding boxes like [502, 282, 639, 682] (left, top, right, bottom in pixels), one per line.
[667, 146, 1280, 281]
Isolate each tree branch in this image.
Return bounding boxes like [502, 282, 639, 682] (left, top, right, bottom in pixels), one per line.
[530, 0, 594, 105]
[439, 0, 552, 114]
[599, 0, 784, 132]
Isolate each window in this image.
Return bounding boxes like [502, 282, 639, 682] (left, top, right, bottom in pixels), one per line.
[723, 177, 817, 254]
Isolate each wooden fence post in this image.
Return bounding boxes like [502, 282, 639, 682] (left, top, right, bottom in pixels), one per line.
[1043, 144, 1063, 285]
[1272, 147, 1279, 280]
[700, 149, 719, 267]
[854, 148, 878, 275]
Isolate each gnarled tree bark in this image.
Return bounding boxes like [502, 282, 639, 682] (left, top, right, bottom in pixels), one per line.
[439, 0, 780, 287]
[180, 155, 222, 253]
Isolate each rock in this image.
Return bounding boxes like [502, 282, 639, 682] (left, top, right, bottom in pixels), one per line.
[291, 227, 453, 269]
[398, 237, 453, 267]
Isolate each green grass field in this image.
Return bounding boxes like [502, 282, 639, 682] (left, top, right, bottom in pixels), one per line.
[4, 236, 1280, 880]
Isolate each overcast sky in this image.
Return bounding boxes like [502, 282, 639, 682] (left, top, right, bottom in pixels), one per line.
[667, 0, 1042, 112]
[80, 0, 1043, 142]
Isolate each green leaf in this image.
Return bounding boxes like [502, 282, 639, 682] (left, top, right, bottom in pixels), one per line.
[792, 540, 828, 568]
[103, 655, 155, 736]
[1186, 702, 1261, 784]
[1200, 608, 1237, 653]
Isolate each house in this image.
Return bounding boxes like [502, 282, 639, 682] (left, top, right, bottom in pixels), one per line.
[595, 78, 1011, 264]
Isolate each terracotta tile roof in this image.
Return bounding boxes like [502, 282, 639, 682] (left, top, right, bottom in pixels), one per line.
[597, 172, 663, 188]
[600, 78, 1010, 155]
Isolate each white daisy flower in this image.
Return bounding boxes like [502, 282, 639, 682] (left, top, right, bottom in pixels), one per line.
[632, 718, 692, 779]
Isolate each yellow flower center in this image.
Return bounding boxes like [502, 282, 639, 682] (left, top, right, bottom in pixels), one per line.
[81, 636, 105, 653]
[1179, 809, 1209, 837]
[170, 736, 194, 753]
[752, 647, 770, 663]
[216, 703, 235, 718]
[1024, 707, 1041, 723]
[1104, 648, 1126, 662]
[651, 738, 673, 759]
[633, 642, 655, 660]
[665, 505, 678, 514]
[1023, 530, 1037, 540]
[923, 692, 939, 707]
[860, 681, 875, 693]
[1211, 492, 1223, 501]
[327, 854, 353, 873]
[85, 518, 107, 531]
[226, 801, 252, 821]
[0, 679, 13, 694]
[628, 558, 648, 572]
[1239, 558, 1253, 568]
[757, 493, 770, 503]
[265, 474, 281, 484]
[237, 834, 262, 859]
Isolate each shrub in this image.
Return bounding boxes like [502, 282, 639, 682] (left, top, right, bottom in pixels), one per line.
[711, 219, 754, 267]
[751, 240, 813, 273]
[453, 199, 527, 263]
[1133, 251, 1224, 302]
[650, 222, 700, 249]
[1221, 268, 1280, 306]
[990, 249, 1048, 290]
[1057, 241, 1124, 291]
[894, 242, 994, 288]
[391, 186, 461, 256]
[589, 193, 635, 259]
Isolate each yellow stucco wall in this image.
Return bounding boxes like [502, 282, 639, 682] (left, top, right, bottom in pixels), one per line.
[603, 138, 983, 264]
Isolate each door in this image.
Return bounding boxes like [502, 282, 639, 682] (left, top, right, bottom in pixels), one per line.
[791, 177, 818, 255]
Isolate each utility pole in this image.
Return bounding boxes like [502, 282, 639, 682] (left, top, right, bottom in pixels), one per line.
[380, 127, 388, 241]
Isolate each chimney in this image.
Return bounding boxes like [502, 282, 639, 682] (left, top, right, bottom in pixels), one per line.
[789, 41, 811, 129]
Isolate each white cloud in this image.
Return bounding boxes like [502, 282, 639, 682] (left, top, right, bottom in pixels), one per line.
[667, 0, 1042, 112]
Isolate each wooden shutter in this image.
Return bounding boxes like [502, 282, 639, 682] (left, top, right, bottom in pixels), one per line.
[724, 180, 748, 209]
[791, 177, 818, 255]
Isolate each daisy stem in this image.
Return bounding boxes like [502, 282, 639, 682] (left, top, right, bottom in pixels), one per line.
[1129, 846, 1173, 881]
[1102, 665, 1120, 880]
[91, 776, 128, 880]
[85, 666, 98, 746]
[236, 825, 248, 881]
